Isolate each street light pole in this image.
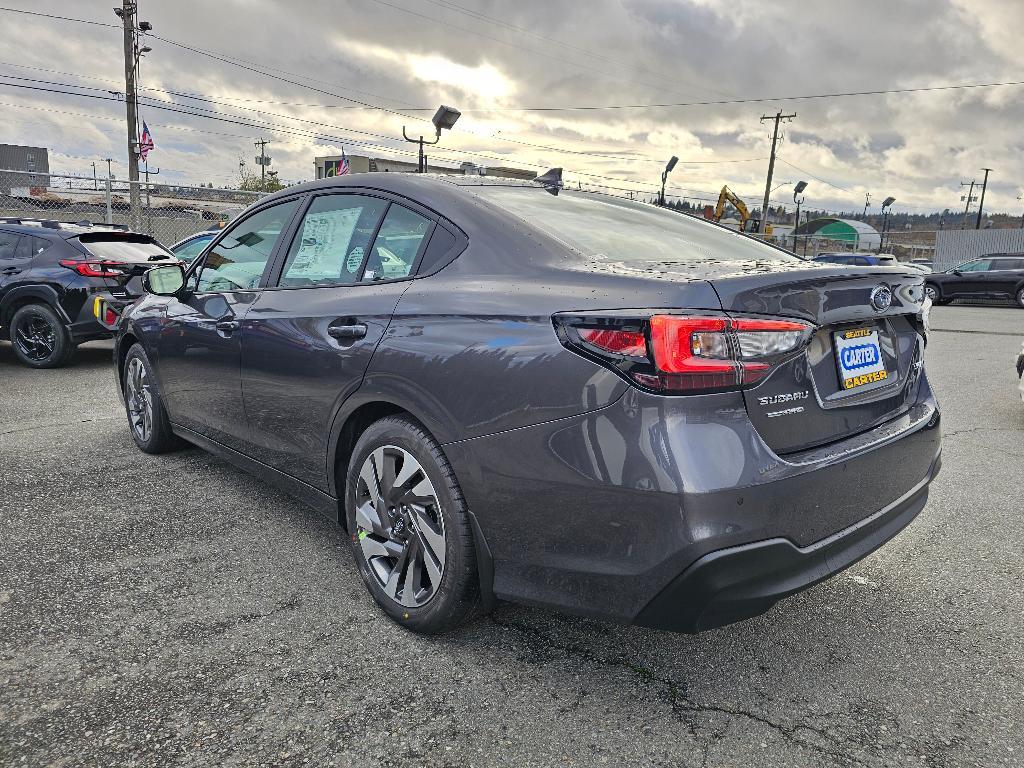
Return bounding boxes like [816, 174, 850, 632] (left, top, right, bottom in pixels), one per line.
[403, 105, 461, 173]
[660, 156, 678, 207]
[792, 180, 808, 253]
[975, 168, 992, 229]
[879, 196, 895, 252]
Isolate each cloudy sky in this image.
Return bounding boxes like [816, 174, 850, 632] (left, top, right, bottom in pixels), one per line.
[1, 0, 1023, 216]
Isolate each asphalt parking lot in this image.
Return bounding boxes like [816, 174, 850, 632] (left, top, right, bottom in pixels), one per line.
[1, 305, 1022, 768]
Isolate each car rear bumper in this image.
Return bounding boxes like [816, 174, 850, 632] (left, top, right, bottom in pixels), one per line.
[633, 454, 938, 633]
[68, 294, 132, 341]
[445, 372, 941, 630]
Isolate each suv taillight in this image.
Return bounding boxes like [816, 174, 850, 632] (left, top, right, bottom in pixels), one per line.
[556, 314, 813, 394]
[59, 259, 128, 278]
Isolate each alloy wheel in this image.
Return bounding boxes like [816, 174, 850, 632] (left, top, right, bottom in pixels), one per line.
[354, 445, 446, 608]
[13, 315, 56, 362]
[125, 357, 154, 443]
[924, 284, 938, 302]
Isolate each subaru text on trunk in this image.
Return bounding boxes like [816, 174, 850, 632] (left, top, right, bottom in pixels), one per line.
[114, 173, 941, 634]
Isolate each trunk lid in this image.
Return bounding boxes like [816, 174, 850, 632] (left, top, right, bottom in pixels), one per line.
[705, 259, 927, 454]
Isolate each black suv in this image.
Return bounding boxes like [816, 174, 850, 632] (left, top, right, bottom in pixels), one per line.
[925, 254, 1024, 307]
[0, 218, 177, 368]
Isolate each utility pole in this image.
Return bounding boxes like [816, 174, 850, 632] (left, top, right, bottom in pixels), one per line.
[91, 161, 97, 191]
[862, 192, 871, 219]
[254, 138, 270, 186]
[758, 111, 795, 234]
[960, 180, 976, 228]
[116, 1, 142, 230]
[975, 168, 992, 229]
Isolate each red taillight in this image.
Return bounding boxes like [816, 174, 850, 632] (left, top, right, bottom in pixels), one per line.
[557, 313, 812, 394]
[578, 327, 647, 357]
[648, 316, 738, 390]
[59, 259, 127, 278]
[648, 315, 810, 390]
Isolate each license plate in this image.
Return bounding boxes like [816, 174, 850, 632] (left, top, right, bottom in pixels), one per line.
[834, 327, 888, 390]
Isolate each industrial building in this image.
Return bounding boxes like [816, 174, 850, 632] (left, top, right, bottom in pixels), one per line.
[0, 144, 50, 194]
[314, 154, 535, 181]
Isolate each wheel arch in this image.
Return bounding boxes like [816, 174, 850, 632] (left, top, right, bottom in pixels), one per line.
[116, 330, 141, 393]
[0, 284, 70, 329]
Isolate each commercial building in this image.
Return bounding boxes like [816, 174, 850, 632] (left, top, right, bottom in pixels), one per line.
[795, 217, 881, 251]
[0, 144, 50, 194]
[314, 154, 535, 181]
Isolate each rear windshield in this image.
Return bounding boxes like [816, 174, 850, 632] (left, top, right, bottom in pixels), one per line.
[76, 233, 173, 262]
[470, 186, 798, 263]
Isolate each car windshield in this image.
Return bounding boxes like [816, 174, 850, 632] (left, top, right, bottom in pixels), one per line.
[470, 186, 798, 264]
[172, 234, 215, 263]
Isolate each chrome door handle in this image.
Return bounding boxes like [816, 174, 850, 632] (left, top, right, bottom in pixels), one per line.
[328, 323, 367, 340]
[215, 319, 240, 333]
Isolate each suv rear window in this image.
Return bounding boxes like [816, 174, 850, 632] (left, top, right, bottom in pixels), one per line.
[471, 186, 799, 264]
[75, 233, 173, 262]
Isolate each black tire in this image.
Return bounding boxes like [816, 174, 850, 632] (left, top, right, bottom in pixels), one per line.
[122, 343, 182, 454]
[345, 416, 479, 634]
[1016, 286, 1024, 309]
[925, 283, 950, 306]
[9, 303, 75, 368]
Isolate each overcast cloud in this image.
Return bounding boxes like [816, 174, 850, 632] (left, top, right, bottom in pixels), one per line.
[1, 0, 1023, 215]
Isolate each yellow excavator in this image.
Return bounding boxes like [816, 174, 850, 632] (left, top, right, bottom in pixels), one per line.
[712, 185, 773, 236]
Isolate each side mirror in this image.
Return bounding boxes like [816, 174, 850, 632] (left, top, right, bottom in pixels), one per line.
[143, 263, 186, 296]
[952, 269, 962, 276]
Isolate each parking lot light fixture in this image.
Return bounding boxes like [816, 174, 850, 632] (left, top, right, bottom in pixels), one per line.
[880, 196, 896, 251]
[660, 156, 679, 206]
[403, 105, 461, 173]
[792, 181, 808, 250]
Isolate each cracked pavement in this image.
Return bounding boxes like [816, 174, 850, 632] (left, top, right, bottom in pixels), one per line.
[1, 305, 1022, 767]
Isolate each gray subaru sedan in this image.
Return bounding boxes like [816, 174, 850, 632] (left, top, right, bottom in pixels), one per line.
[114, 172, 940, 635]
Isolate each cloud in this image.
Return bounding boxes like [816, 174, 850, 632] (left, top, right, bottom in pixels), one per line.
[0, 0, 1021, 215]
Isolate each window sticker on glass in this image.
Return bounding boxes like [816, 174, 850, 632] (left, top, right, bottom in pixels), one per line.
[287, 208, 361, 279]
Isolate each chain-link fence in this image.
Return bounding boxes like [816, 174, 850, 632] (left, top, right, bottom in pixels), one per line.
[785, 229, 937, 262]
[0, 169, 264, 247]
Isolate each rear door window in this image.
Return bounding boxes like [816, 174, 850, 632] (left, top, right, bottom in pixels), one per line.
[362, 204, 433, 282]
[30, 236, 51, 256]
[0, 231, 22, 261]
[278, 194, 388, 287]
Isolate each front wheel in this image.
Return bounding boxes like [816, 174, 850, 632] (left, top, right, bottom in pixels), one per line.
[122, 343, 182, 454]
[925, 283, 950, 306]
[345, 416, 479, 634]
[9, 303, 74, 368]
[1016, 286, 1024, 309]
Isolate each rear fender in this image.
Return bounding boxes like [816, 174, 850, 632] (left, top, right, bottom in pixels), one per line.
[0, 284, 71, 327]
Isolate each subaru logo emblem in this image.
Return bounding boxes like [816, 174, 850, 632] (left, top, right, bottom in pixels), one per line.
[870, 285, 892, 312]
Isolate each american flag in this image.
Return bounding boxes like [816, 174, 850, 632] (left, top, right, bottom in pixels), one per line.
[338, 148, 350, 175]
[138, 121, 155, 162]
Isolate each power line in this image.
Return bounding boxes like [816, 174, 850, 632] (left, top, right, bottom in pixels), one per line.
[459, 79, 1024, 112]
[0, 72, 768, 168]
[0, 5, 118, 27]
